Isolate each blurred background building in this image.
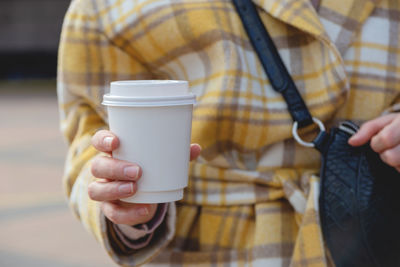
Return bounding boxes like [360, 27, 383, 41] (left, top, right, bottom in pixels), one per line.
[0, 1, 117, 266]
[0, 0, 70, 79]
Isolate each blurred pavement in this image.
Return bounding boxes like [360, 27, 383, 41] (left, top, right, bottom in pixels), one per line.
[0, 81, 118, 267]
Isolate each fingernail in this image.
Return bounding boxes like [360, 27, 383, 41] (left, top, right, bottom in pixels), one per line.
[124, 166, 140, 179]
[118, 183, 133, 194]
[104, 137, 113, 148]
[138, 207, 149, 216]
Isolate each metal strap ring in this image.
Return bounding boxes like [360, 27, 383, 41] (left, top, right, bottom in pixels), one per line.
[292, 117, 326, 147]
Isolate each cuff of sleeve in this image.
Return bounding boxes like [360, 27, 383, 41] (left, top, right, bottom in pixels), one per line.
[99, 202, 176, 266]
[113, 203, 168, 249]
[381, 103, 400, 115]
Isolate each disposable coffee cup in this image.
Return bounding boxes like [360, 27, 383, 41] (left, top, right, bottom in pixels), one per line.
[102, 80, 196, 203]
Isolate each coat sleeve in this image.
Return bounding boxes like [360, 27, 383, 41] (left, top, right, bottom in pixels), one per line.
[57, 0, 175, 265]
[382, 102, 400, 115]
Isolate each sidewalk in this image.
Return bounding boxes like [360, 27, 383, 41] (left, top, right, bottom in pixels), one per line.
[0, 82, 117, 267]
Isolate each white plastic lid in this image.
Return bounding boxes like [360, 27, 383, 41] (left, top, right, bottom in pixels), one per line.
[103, 80, 196, 107]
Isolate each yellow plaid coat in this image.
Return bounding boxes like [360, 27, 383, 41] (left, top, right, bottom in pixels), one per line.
[57, 0, 400, 266]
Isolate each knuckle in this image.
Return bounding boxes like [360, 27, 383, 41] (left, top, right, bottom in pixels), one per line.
[106, 207, 120, 224]
[382, 150, 398, 166]
[380, 131, 394, 147]
[90, 158, 100, 177]
[97, 157, 118, 179]
[360, 121, 374, 132]
[92, 131, 104, 148]
[97, 130, 109, 136]
[371, 136, 380, 152]
[87, 183, 97, 200]
[113, 161, 127, 180]
[109, 162, 119, 179]
[110, 182, 122, 197]
[91, 135, 97, 147]
[110, 182, 118, 195]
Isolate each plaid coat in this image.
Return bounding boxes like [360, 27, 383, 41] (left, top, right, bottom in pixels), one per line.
[57, 0, 400, 266]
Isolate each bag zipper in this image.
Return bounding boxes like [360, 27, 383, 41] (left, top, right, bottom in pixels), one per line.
[338, 121, 359, 136]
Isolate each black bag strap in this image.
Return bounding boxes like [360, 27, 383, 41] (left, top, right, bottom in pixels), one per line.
[232, 0, 313, 128]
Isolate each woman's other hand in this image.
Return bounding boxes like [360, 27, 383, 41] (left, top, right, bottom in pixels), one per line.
[348, 113, 400, 173]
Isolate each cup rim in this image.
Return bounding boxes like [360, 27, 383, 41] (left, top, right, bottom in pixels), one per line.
[111, 80, 188, 86]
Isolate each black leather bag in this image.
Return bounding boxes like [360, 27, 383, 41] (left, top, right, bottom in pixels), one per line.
[315, 121, 400, 267]
[233, 1, 400, 266]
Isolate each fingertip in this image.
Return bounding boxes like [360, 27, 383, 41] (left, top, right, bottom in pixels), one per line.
[190, 143, 202, 160]
[138, 203, 158, 222]
[138, 206, 150, 216]
[101, 202, 158, 225]
[352, 115, 395, 146]
[92, 130, 119, 152]
[110, 135, 120, 150]
[103, 135, 120, 151]
[117, 203, 157, 224]
[348, 135, 359, 146]
[101, 201, 118, 223]
[192, 144, 202, 154]
[348, 123, 376, 147]
[103, 136, 114, 149]
[348, 133, 367, 147]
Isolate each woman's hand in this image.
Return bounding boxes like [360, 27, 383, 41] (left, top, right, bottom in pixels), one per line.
[89, 130, 202, 225]
[348, 113, 400, 172]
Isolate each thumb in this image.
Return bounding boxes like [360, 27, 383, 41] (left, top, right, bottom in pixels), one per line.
[348, 114, 397, 146]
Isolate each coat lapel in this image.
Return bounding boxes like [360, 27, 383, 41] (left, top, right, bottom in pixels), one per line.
[253, 0, 380, 55]
[253, 0, 327, 38]
[251, 0, 380, 114]
[318, 0, 380, 54]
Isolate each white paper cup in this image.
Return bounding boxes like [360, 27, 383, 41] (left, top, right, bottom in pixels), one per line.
[102, 80, 196, 203]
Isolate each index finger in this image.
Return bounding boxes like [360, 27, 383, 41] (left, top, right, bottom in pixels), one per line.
[91, 130, 120, 153]
[348, 114, 397, 146]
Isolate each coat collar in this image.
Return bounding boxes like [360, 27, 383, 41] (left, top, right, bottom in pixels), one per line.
[250, 0, 381, 120]
[253, 0, 326, 37]
[252, 0, 379, 54]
